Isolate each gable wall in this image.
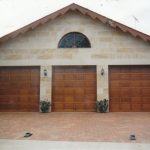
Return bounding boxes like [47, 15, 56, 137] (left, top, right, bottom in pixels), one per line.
[0, 11, 150, 110]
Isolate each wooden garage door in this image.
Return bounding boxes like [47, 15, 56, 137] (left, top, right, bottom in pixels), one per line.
[109, 66, 150, 112]
[52, 66, 96, 112]
[0, 67, 40, 112]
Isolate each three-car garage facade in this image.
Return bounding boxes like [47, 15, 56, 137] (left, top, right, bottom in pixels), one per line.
[0, 4, 150, 112]
[0, 65, 150, 112]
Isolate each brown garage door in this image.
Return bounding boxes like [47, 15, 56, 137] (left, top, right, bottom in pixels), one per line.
[52, 66, 96, 112]
[0, 67, 40, 112]
[109, 65, 150, 112]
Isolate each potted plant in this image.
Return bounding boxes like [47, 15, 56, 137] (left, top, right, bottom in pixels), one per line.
[96, 99, 108, 113]
[40, 99, 51, 113]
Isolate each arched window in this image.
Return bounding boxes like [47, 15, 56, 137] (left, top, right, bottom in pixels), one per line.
[58, 32, 91, 48]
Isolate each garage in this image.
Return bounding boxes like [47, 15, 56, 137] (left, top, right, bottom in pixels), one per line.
[109, 65, 150, 112]
[52, 66, 96, 112]
[0, 67, 40, 112]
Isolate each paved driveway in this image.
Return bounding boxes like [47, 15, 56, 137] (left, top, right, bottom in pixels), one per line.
[0, 112, 150, 143]
[1, 140, 150, 150]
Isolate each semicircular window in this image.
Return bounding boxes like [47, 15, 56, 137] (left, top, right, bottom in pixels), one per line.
[58, 32, 91, 48]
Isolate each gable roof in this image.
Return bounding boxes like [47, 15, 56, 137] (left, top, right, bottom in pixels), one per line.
[0, 3, 150, 44]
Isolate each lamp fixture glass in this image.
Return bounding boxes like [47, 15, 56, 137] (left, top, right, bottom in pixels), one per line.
[101, 68, 104, 76]
[44, 69, 47, 77]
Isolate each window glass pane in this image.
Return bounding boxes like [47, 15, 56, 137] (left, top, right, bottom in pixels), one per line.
[58, 32, 91, 48]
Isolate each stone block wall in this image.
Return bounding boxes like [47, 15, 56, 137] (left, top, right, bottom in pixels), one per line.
[0, 11, 150, 111]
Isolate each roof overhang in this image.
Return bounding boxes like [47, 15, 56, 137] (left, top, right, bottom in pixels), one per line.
[0, 3, 150, 44]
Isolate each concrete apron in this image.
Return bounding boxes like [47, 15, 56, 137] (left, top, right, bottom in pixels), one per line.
[0, 139, 150, 150]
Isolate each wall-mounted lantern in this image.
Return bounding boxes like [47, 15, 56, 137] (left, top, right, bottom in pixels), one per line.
[44, 69, 48, 77]
[101, 68, 104, 76]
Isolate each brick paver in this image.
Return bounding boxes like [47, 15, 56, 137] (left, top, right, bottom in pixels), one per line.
[0, 112, 149, 143]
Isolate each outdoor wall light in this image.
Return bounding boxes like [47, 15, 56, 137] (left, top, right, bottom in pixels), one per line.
[129, 134, 136, 141]
[44, 69, 48, 77]
[101, 68, 104, 76]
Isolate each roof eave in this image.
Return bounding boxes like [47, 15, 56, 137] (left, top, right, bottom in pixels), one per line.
[0, 3, 150, 44]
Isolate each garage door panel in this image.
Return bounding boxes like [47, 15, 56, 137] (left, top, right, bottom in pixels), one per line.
[64, 88, 74, 95]
[29, 96, 39, 102]
[120, 74, 131, 80]
[130, 88, 141, 96]
[17, 96, 28, 102]
[0, 67, 39, 112]
[110, 66, 150, 112]
[30, 76, 39, 83]
[85, 102, 96, 109]
[75, 88, 84, 95]
[85, 87, 96, 94]
[53, 102, 64, 110]
[0, 89, 10, 95]
[11, 82, 30, 88]
[19, 89, 29, 94]
[110, 81, 120, 87]
[0, 76, 9, 81]
[110, 67, 121, 73]
[141, 81, 150, 87]
[110, 104, 120, 111]
[142, 98, 150, 104]
[53, 88, 64, 95]
[110, 73, 120, 80]
[54, 81, 64, 87]
[0, 103, 38, 112]
[0, 82, 9, 88]
[64, 73, 73, 80]
[64, 103, 74, 111]
[131, 97, 141, 103]
[121, 97, 131, 103]
[84, 95, 96, 101]
[142, 74, 150, 80]
[85, 74, 96, 80]
[0, 104, 12, 111]
[53, 96, 64, 102]
[0, 96, 10, 102]
[120, 67, 131, 73]
[119, 81, 130, 87]
[111, 98, 120, 103]
[52, 66, 96, 112]
[73, 81, 85, 87]
[54, 74, 64, 80]
[29, 89, 39, 95]
[131, 104, 142, 112]
[75, 73, 84, 80]
[110, 89, 120, 97]
[75, 96, 84, 102]
[10, 82, 23, 88]
[142, 68, 150, 73]
[130, 81, 141, 87]
[17, 98, 39, 106]
[120, 89, 131, 96]
[130, 67, 140, 73]
[65, 96, 74, 103]
[142, 104, 150, 111]
[14, 76, 29, 81]
[65, 81, 76, 87]
[142, 89, 150, 96]
[85, 81, 96, 87]
[120, 104, 131, 111]
[130, 74, 142, 80]
[75, 103, 85, 111]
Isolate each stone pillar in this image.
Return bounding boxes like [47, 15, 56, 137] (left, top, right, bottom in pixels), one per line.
[40, 66, 52, 112]
[97, 65, 109, 111]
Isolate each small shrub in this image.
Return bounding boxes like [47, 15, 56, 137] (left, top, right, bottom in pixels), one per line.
[96, 99, 108, 113]
[40, 99, 51, 113]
